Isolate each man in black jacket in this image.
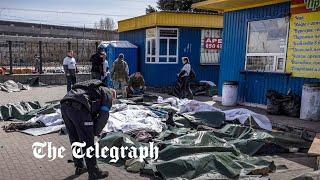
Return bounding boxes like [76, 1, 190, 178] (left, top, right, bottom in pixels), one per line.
[90, 47, 105, 80]
[60, 79, 114, 179]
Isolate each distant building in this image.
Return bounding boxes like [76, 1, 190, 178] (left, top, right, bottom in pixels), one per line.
[0, 20, 118, 40]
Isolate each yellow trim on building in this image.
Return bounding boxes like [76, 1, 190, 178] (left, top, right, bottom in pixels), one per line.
[192, 0, 291, 12]
[118, 12, 223, 32]
[290, 3, 305, 8]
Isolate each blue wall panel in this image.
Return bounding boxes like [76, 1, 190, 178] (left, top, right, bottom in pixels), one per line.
[120, 27, 220, 87]
[101, 43, 138, 75]
[219, 2, 319, 104]
[119, 29, 145, 73]
[114, 48, 138, 75]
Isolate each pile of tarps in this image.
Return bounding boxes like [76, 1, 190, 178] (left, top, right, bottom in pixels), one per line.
[0, 78, 46, 93]
[266, 90, 301, 117]
[156, 97, 272, 131]
[103, 104, 165, 134]
[1, 101, 64, 136]
[98, 97, 311, 179]
[0, 101, 41, 120]
[190, 80, 217, 96]
[0, 80, 30, 93]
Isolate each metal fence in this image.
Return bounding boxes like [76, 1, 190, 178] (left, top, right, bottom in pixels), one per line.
[0, 35, 99, 74]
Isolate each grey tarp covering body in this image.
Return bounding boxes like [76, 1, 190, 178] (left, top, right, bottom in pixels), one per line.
[99, 97, 311, 180]
[0, 102, 59, 121]
[21, 124, 65, 136]
[99, 125, 279, 179]
[156, 97, 273, 131]
[0, 101, 41, 120]
[2, 102, 64, 136]
[0, 80, 30, 93]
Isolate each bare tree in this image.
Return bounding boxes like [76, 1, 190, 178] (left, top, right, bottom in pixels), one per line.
[146, 5, 157, 14]
[94, 17, 116, 40]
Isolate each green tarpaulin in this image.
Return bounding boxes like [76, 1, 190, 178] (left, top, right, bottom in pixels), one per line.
[99, 124, 310, 179]
[0, 101, 59, 121]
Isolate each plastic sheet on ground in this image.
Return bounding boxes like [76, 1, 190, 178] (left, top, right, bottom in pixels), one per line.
[27, 109, 63, 127]
[0, 101, 41, 120]
[103, 104, 165, 134]
[2, 102, 64, 136]
[156, 97, 271, 131]
[293, 170, 320, 180]
[199, 80, 216, 87]
[223, 108, 272, 131]
[99, 124, 310, 179]
[174, 111, 225, 129]
[0, 80, 30, 93]
[157, 97, 221, 113]
[21, 124, 65, 136]
[178, 99, 221, 113]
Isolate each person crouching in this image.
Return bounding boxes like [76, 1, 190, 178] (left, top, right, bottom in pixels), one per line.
[126, 72, 145, 98]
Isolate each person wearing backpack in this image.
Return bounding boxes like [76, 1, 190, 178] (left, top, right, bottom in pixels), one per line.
[178, 57, 194, 99]
[111, 53, 129, 97]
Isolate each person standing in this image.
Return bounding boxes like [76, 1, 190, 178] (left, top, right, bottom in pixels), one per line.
[34, 54, 40, 73]
[90, 47, 105, 80]
[101, 52, 112, 88]
[178, 57, 194, 99]
[60, 79, 114, 180]
[111, 53, 129, 98]
[63, 50, 77, 92]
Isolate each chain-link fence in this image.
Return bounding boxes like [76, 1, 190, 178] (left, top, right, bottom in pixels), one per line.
[0, 35, 99, 74]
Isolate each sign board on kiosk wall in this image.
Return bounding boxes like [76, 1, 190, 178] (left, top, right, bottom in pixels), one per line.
[204, 37, 222, 49]
[286, 0, 320, 78]
[200, 29, 222, 64]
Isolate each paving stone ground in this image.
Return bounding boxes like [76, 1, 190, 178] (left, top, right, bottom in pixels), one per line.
[0, 86, 318, 179]
[0, 121, 149, 180]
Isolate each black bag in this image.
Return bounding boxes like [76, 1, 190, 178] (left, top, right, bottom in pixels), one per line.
[266, 90, 301, 117]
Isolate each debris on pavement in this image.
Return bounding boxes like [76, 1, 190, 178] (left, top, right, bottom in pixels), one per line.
[266, 90, 301, 117]
[0, 80, 30, 93]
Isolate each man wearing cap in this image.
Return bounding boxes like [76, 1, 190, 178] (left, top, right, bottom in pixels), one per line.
[111, 53, 129, 98]
[90, 47, 105, 80]
[60, 79, 115, 179]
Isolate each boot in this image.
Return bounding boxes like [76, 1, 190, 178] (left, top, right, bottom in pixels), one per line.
[75, 167, 87, 176]
[88, 167, 109, 180]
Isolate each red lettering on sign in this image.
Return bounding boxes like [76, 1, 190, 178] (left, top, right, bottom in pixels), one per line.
[204, 37, 222, 49]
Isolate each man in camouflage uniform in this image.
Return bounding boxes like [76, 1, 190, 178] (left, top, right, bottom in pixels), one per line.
[126, 72, 145, 98]
[111, 53, 129, 97]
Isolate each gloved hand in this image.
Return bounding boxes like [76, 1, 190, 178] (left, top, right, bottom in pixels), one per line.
[94, 111, 109, 136]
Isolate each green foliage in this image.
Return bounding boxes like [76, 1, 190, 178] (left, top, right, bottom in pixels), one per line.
[157, 0, 206, 12]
